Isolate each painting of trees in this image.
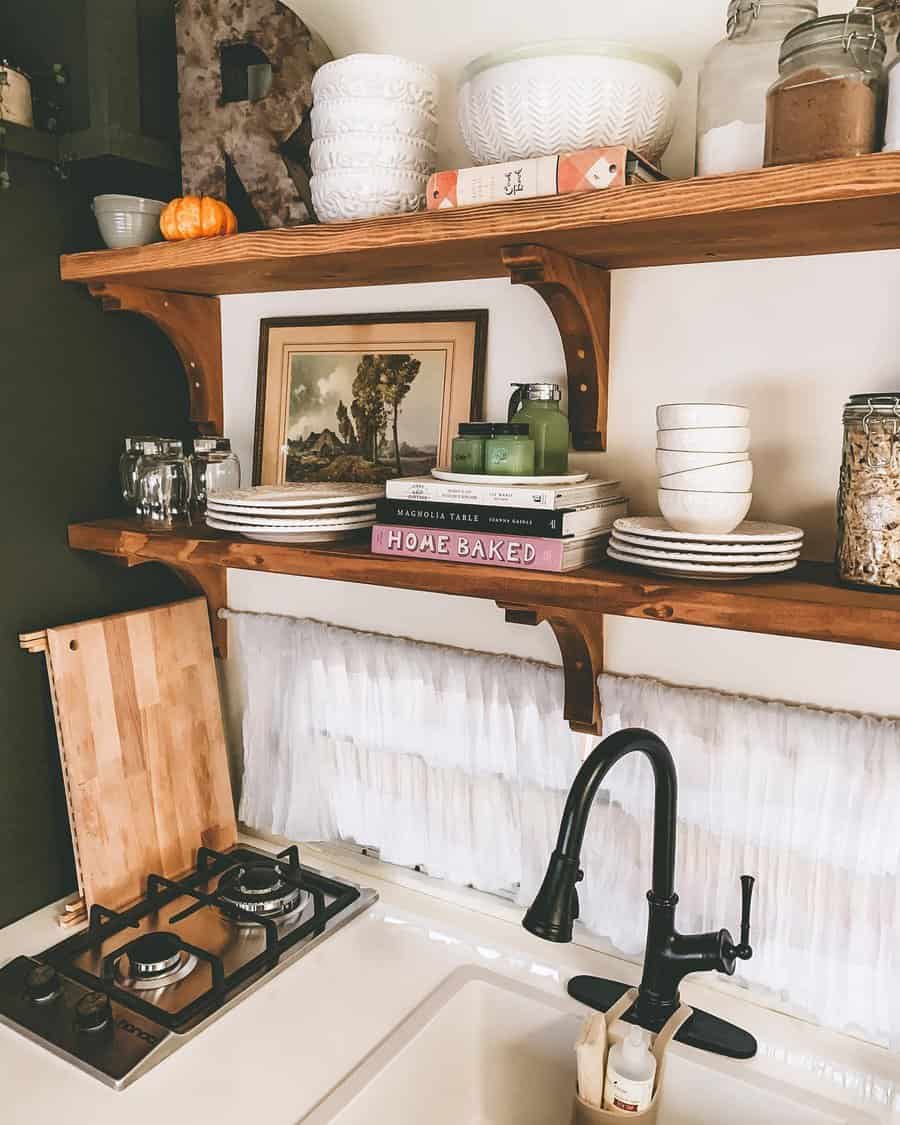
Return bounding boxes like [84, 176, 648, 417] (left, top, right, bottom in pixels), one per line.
[335, 399, 357, 450]
[351, 354, 388, 464]
[379, 355, 421, 475]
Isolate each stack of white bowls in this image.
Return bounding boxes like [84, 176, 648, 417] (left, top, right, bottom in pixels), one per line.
[310, 54, 439, 224]
[655, 404, 753, 535]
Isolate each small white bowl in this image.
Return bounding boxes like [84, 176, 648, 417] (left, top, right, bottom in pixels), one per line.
[312, 54, 439, 114]
[92, 195, 166, 249]
[659, 460, 754, 493]
[658, 489, 752, 535]
[310, 132, 437, 175]
[655, 449, 749, 476]
[656, 403, 750, 429]
[311, 169, 429, 223]
[657, 427, 751, 453]
[311, 96, 437, 143]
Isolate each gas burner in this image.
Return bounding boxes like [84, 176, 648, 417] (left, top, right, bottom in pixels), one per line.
[216, 861, 308, 923]
[113, 932, 197, 991]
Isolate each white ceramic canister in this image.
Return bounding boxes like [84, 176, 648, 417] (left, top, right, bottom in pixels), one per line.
[0, 61, 33, 127]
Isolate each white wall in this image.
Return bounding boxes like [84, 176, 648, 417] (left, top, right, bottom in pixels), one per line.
[221, 0, 900, 718]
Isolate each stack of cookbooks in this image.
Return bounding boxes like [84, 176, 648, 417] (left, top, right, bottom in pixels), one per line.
[371, 475, 628, 573]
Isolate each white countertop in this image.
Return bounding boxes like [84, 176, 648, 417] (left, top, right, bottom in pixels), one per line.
[1, 838, 898, 1124]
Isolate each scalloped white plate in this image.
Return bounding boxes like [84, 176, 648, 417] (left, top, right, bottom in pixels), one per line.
[614, 516, 803, 545]
[431, 470, 588, 486]
[609, 536, 800, 565]
[208, 483, 384, 509]
[207, 504, 377, 525]
[607, 545, 799, 578]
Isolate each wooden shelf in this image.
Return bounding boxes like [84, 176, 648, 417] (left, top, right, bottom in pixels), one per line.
[59, 154, 900, 295]
[69, 518, 900, 733]
[4, 121, 60, 163]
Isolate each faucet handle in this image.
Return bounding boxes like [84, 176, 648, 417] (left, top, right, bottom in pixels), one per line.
[727, 875, 755, 961]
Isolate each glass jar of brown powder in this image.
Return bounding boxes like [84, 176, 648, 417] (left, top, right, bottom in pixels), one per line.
[764, 10, 886, 166]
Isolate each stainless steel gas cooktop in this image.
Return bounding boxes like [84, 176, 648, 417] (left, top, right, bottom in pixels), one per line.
[0, 844, 377, 1089]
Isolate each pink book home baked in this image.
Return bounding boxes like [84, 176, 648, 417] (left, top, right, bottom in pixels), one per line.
[371, 524, 607, 573]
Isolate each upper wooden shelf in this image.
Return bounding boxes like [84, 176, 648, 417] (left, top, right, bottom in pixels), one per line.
[69, 519, 900, 652]
[59, 154, 900, 295]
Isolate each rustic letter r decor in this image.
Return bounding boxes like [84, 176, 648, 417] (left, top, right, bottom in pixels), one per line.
[175, 0, 331, 228]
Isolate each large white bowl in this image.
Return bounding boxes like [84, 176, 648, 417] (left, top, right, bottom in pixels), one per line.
[660, 460, 754, 493]
[657, 427, 751, 453]
[312, 96, 437, 143]
[658, 489, 752, 535]
[92, 194, 166, 249]
[656, 449, 749, 475]
[656, 403, 750, 429]
[310, 132, 437, 175]
[311, 169, 429, 223]
[457, 40, 681, 166]
[312, 54, 439, 114]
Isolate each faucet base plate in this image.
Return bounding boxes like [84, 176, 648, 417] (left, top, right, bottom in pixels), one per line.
[568, 975, 758, 1060]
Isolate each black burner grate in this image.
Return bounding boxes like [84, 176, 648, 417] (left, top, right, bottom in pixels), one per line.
[41, 846, 360, 1032]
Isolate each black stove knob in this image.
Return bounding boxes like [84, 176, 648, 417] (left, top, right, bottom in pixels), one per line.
[25, 963, 60, 1003]
[75, 991, 112, 1033]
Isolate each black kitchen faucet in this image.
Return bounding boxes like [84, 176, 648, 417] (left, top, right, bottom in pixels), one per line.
[523, 727, 757, 1059]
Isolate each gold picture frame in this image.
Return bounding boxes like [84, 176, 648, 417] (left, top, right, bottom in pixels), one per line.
[254, 311, 488, 485]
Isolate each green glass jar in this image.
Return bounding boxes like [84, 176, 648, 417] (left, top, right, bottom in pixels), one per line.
[508, 383, 570, 474]
[484, 423, 535, 475]
[451, 422, 494, 473]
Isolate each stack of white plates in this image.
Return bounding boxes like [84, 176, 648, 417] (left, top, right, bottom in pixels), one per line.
[608, 517, 804, 580]
[205, 483, 383, 544]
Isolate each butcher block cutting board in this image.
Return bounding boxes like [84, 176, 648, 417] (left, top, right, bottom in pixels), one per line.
[22, 598, 237, 915]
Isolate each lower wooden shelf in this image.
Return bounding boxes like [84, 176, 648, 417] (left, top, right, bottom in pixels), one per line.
[68, 518, 900, 733]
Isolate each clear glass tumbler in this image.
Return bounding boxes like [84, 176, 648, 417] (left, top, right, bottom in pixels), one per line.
[189, 437, 241, 513]
[135, 439, 192, 528]
[119, 436, 162, 513]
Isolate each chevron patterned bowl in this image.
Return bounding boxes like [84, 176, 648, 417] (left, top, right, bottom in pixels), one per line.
[458, 41, 682, 167]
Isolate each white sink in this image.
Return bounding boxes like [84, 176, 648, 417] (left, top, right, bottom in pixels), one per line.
[300, 967, 874, 1125]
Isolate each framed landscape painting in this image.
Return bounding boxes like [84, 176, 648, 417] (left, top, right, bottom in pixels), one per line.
[254, 311, 488, 485]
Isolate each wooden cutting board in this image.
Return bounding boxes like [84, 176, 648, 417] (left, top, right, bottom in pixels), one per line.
[22, 598, 237, 915]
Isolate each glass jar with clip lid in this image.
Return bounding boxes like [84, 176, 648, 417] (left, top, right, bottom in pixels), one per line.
[696, 0, 818, 176]
[764, 9, 886, 166]
[837, 393, 900, 589]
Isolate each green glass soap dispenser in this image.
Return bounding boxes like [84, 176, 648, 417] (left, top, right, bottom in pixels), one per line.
[508, 383, 570, 474]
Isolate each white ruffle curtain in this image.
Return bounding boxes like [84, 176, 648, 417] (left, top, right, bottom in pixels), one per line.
[230, 610, 900, 1047]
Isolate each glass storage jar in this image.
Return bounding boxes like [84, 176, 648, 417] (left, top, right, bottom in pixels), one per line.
[507, 383, 570, 474]
[189, 436, 241, 512]
[857, 0, 900, 69]
[451, 423, 494, 473]
[135, 439, 192, 528]
[696, 0, 818, 176]
[837, 393, 900, 589]
[484, 424, 535, 476]
[119, 436, 162, 512]
[764, 10, 886, 166]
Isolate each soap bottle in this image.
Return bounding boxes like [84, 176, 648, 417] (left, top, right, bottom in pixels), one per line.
[603, 1025, 656, 1114]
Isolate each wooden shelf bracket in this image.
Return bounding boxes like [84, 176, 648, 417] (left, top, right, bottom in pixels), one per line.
[502, 244, 611, 451]
[88, 281, 224, 435]
[500, 603, 605, 736]
[165, 562, 228, 658]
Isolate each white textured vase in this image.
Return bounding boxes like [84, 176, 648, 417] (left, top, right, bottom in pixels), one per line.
[457, 42, 682, 166]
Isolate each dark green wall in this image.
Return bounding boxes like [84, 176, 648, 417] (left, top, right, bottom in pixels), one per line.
[0, 152, 190, 927]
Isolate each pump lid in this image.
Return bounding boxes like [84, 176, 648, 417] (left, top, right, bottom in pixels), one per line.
[511, 382, 562, 402]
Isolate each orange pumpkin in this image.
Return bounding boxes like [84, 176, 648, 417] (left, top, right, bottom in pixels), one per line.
[160, 195, 237, 241]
